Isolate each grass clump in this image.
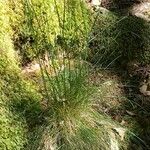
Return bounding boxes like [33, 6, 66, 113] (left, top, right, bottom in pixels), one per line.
[89, 9, 150, 67]
[26, 50, 112, 149]
[0, 0, 132, 149]
[23, 1, 125, 149]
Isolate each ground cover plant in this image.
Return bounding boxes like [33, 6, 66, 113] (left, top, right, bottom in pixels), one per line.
[0, 0, 150, 150]
[89, 8, 150, 67]
[22, 0, 126, 149]
[0, 1, 42, 149]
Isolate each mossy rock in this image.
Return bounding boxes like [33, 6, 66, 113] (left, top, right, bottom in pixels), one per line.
[0, 94, 27, 150]
[10, 0, 91, 64]
[0, 1, 42, 149]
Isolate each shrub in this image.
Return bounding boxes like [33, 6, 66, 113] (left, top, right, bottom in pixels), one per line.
[0, 62, 42, 150]
[0, 94, 27, 150]
[0, 2, 25, 144]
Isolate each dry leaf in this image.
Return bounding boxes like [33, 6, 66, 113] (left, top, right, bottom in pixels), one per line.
[126, 110, 136, 116]
[120, 120, 126, 126]
[140, 84, 147, 94]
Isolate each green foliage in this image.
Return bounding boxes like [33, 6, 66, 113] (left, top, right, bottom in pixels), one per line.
[8, 0, 24, 33]
[0, 1, 42, 149]
[21, 1, 119, 149]
[32, 53, 111, 149]
[0, 56, 24, 149]
[0, 0, 18, 66]
[0, 65, 42, 150]
[0, 50, 42, 149]
[0, 96, 27, 150]
[88, 11, 120, 67]
[1, 0, 143, 149]
[12, 0, 91, 64]
[89, 10, 150, 67]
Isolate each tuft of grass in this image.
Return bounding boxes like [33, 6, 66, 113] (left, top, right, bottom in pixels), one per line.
[0, 0, 135, 149]
[23, 0, 125, 149]
[88, 8, 150, 67]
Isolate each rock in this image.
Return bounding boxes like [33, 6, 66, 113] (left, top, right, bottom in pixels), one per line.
[130, 2, 150, 21]
[91, 0, 102, 6]
[109, 131, 119, 150]
[113, 127, 126, 141]
[21, 62, 40, 74]
[140, 82, 150, 96]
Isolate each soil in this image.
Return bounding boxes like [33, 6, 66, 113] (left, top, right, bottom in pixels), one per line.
[90, 67, 150, 149]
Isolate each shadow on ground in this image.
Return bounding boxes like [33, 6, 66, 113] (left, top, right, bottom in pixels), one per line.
[89, 1, 150, 149]
[101, 0, 141, 11]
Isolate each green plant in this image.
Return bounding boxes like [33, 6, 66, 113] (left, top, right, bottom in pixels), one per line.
[0, 95, 27, 150]
[0, 1, 43, 149]
[89, 9, 150, 67]
[0, 63, 43, 150]
[88, 10, 121, 67]
[23, 0, 121, 149]
[12, 0, 91, 64]
[0, 0, 134, 149]
[0, 1, 26, 144]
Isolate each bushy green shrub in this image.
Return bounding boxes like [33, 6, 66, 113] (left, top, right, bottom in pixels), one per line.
[0, 76, 27, 150]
